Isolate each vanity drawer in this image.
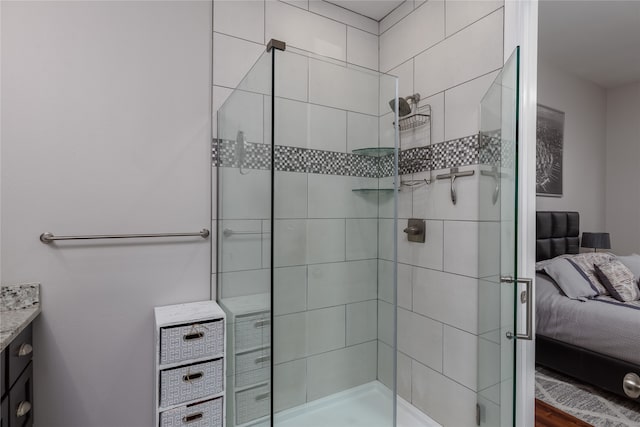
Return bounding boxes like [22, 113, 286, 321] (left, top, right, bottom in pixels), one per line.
[9, 362, 33, 427]
[234, 312, 270, 351]
[8, 325, 33, 389]
[235, 348, 270, 388]
[160, 320, 224, 366]
[159, 396, 223, 427]
[235, 383, 270, 426]
[159, 358, 223, 408]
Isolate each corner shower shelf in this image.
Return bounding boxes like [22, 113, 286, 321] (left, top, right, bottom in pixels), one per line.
[351, 147, 395, 157]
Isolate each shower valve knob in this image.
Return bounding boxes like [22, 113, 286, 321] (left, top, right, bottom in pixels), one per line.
[403, 226, 419, 235]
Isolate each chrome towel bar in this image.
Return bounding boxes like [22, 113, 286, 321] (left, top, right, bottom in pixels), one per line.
[39, 229, 210, 244]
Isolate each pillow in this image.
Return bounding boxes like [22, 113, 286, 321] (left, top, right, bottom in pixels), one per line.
[564, 252, 615, 296]
[543, 257, 599, 299]
[616, 254, 640, 282]
[594, 260, 640, 302]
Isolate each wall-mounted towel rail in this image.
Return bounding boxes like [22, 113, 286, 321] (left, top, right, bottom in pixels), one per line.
[436, 167, 475, 205]
[39, 229, 210, 244]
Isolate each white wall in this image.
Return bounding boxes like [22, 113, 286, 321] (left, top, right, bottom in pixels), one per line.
[1, 2, 212, 426]
[605, 81, 640, 255]
[536, 58, 607, 233]
[379, 2, 504, 426]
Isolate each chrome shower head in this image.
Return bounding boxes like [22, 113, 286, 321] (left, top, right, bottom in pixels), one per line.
[389, 97, 412, 117]
[388, 93, 421, 117]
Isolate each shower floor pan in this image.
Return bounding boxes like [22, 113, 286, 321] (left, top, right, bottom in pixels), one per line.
[271, 380, 441, 427]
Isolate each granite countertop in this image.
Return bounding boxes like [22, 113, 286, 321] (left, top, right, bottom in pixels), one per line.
[0, 283, 41, 353]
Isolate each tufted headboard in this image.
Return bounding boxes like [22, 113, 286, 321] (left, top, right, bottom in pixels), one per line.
[536, 211, 580, 262]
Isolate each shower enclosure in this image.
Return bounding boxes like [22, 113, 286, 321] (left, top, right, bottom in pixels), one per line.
[215, 41, 400, 427]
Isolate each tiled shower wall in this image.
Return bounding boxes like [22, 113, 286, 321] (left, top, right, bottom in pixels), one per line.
[212, 0, 385, 413]
[378, 1, 504, 427]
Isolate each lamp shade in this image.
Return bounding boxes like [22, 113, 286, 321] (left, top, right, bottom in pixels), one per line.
[581, 232, 611, 250]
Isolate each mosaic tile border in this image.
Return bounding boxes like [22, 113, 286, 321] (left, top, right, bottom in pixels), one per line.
[212, 133, 497, 178]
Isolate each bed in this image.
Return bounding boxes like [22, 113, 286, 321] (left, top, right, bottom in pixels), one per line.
[535, 211, 640, 401]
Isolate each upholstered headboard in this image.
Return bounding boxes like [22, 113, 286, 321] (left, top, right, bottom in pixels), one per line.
[536, 211, 580, 262]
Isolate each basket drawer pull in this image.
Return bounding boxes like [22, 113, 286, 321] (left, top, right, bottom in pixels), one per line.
[16, 401, 32, 418]
[17, 343, 33, 357]
[183, 331, 204, 341]
[254, 355, 270, 364]
[253, 319, 270, 328]
[255, 392, 270, 401]
[183, 372, 204, 382]
[182, 412, 204, 424]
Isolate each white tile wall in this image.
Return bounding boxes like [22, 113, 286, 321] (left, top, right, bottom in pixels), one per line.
[309, 1, 378, 35]
[213, 32, 264, 89]
[413, 8, 503, 97]
[443, 220, 479, 277]
[347, 111, 379, 152]
[445, 0, 503, 37]
[274, 266, 307, 315]
[266, 1, 347, 61]
[443, 325, 478, 390]
[307, 341, 377, 400]
[398, 308, 443, 370]
[308, 260, 377, 309]
[346, 300, 377, 345]
[307, 219, 346, 263]
[213, 0, 264, 44]
[274, 358, 307, 412]
[379, 0, 414, 35]
[346, 27, 378, 70]
[346, 218, 378, 260]
[379, 0, 445, 72]
[275, 171, 308, 218]
[308, 175, 378, 218]
[308, 104, 347, 152]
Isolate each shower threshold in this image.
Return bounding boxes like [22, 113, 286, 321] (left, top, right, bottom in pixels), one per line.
[273, 380, 441, 427]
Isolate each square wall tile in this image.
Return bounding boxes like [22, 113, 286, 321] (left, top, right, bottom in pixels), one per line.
[309, 58, 379, 115]
[346, 300, 377, 345]
[274, 359, 307, 412]
[275, 50, 309, 102]
[307, 341, 377, 401]
[412, 267, 478, 334]
[377, 300, 394, 347]
[308, 175, 378, 218]
[347, 27, 378, 70]
[414, 8, 503, 97]
[273, 219, 308, 267]
[411, 360, 478, 427]
[274, 311, 307, 363]
[380, 0, 415, 35]
[445, 0, 503, 37]
[220, 268, 270, 299]
[309, 0, 378, 34]
[398, 308, 443, 371]
[266, 1, 346, 61]
[308, 260, 377, 309]
[379, 0, 445, 72]
[275, 171, 308, 219]
[347, 112, 379, 152]
[220, 219, 263, 272]
[213, 0, 264, 44]
[307, 219, 346, 264]
[444, 71, 499, 141]
[309, 104, 347, 152]
[274, 97, 309, 149]
[274, 266, 307, 315]
[443, 325, 478, 390]
[443, 220, 479, 277]
[213, 32, 265, 89]
[377, 341, 394, 390]
[307, 306, 346, 355]
[346, 218, 378, 260]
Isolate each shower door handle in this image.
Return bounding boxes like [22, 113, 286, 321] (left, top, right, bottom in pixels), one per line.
[500, 276, 533, 340]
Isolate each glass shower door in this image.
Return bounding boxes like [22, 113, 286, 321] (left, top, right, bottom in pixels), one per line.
[477, 47, 521, 426]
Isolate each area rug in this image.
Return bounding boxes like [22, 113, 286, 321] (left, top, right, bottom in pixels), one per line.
[536, 366, 640, 427]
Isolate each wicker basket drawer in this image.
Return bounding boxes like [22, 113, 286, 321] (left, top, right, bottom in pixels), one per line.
[235, 348, 270, 388]
[159, 397, 223, 427]
[159, 359, 224, 408]
[235, 383, 270, 425]
[160, 319, 224, 366]
[234, 312, 270, 351]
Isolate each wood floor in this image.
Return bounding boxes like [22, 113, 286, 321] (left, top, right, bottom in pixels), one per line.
[535, 399, 593, 427]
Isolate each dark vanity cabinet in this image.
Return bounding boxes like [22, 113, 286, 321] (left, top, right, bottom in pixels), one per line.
[0, 325, 34, 427]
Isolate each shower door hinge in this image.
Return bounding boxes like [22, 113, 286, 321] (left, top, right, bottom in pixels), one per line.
[476, 403, 481, 426]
